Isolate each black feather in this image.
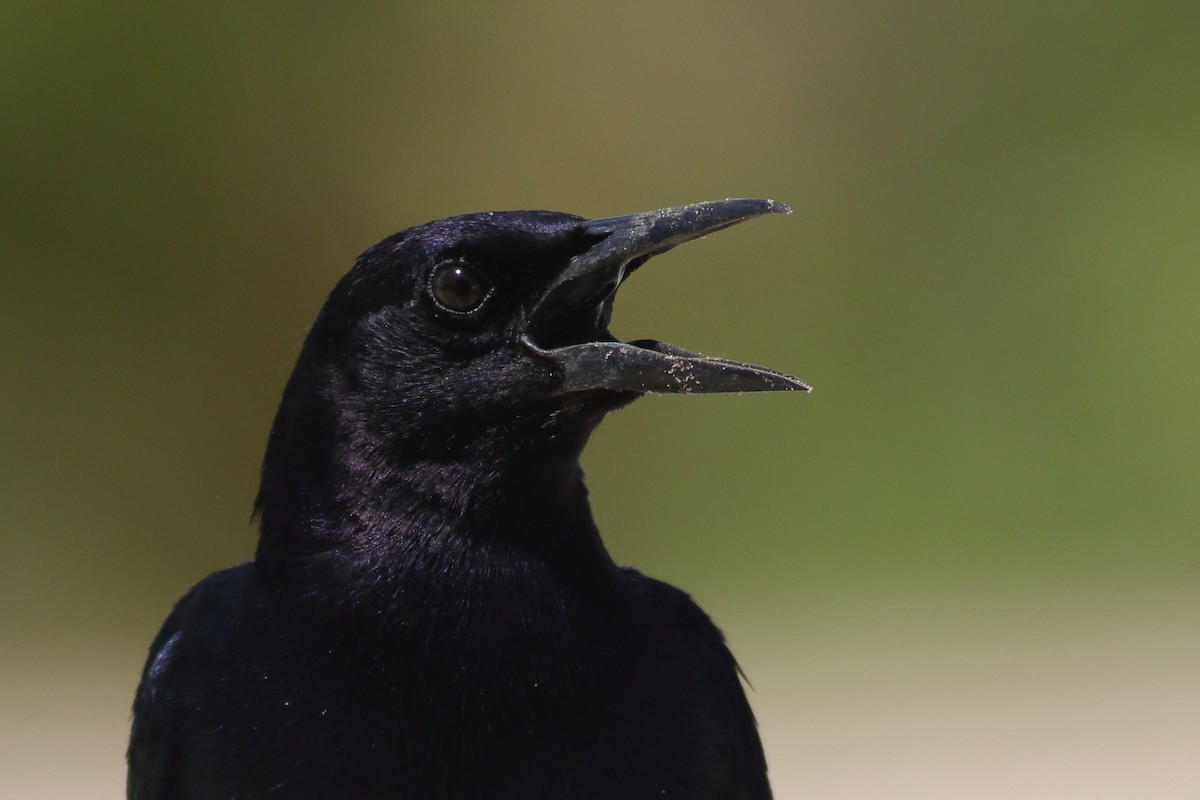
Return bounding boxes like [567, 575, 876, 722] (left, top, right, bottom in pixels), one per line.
[129, 204, 793, 799]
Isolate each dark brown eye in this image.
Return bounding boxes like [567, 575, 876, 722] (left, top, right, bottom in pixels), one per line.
[430, 263, 488, 313]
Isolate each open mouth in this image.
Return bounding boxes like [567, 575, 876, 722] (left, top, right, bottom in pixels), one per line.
[526, 283, 620, 352]
[521, 199, 812, 396]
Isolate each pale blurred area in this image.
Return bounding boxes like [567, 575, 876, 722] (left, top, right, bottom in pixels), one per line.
[2, 2, 1197, 798]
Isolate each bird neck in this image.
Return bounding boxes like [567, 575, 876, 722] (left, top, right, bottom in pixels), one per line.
[253, 400, 617, 593]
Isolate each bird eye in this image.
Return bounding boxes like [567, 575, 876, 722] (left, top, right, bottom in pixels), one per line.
[430, 263, 489, 313]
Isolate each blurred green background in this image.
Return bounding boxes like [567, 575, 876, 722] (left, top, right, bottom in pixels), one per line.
[3, 2, 1197, 797]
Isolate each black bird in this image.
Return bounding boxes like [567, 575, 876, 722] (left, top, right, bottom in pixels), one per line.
[128, 198, 810, 800]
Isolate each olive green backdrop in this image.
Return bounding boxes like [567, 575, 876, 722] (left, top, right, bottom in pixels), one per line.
[3, 2, 1197, 797]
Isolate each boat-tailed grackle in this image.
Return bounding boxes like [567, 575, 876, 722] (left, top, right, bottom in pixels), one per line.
[128, 198, 810, 799]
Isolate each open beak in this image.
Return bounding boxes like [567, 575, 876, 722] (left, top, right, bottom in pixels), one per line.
[522, 198, 811, 395]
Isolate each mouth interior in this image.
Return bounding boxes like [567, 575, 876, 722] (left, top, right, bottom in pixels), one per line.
[531, 296, 618, 351]
[528, 252, 663, 352]
[527, 279, 618, 351]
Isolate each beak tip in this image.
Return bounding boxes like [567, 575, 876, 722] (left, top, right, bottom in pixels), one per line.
[764, 199, 793, 216]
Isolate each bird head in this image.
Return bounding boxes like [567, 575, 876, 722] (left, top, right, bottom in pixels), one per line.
[255, 199, 808, 561]
[301, 198, 806, 444]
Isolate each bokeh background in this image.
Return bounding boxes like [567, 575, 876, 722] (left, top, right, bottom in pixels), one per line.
[3, 2, 1197, 797]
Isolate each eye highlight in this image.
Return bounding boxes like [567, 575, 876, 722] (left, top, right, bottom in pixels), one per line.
[430, 263, 489, 313]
